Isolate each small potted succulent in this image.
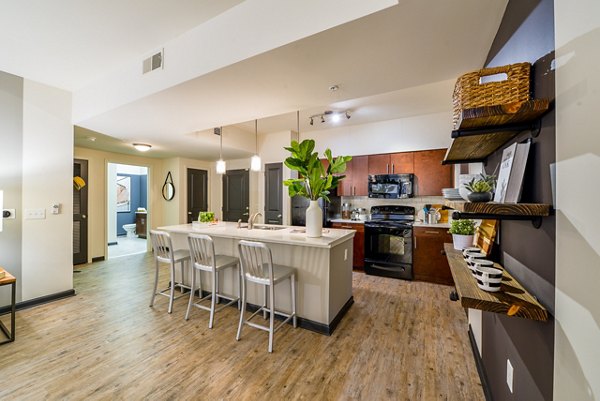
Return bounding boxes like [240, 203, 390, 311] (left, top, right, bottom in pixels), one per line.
[449, 219, 476, 250]
[464, 174, 496, 202]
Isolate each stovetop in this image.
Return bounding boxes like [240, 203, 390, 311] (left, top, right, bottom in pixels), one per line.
[367, 205, 415, 227]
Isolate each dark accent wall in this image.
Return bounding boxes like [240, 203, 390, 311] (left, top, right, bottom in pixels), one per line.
[481, 1, 555, 400]
[116, 173, 147, 236]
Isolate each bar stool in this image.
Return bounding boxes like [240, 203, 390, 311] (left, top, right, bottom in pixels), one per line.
[236, 240, 297, 353]
[185, 233, 240, 328]
[149, 230, 191, 314]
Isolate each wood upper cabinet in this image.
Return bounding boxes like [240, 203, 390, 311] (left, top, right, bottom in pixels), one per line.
[413, 149, 453, 196]
[413, 226, 453, 286]
[369, 152, 414, 175]
[368, 154, 391, 175]
[331, 222, 364, 269]
[390, 152, 414, 174]
[338, 156, 368, 196]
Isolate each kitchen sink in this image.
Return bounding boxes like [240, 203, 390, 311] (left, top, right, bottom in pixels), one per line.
[252, 225, 287, 231]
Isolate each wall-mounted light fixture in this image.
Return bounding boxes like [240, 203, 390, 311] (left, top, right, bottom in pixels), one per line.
[216, 127, 226, 174]
[309, 110, 351, 126]
[250, 119, 261, 172]
[133, 143, 152, 152]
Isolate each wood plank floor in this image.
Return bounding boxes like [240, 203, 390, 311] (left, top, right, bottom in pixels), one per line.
[0, 253, 484, 401]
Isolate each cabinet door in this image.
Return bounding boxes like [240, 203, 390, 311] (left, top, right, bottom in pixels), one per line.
[337, 158, 353, 196]
[413, 149, 453, 196]
[413, 227, 454, 285]
[351, 156, 369, 196]
[368, 154, 390, 175]
[331, 222, 364, 269]
[390, 152, 414, 174]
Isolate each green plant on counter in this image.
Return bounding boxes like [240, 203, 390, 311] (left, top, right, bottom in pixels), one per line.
[283, 139, 352, 201]
[449, 219, 476, 235]
[464, 173, 496, 193]
[198, 211, 215, 223]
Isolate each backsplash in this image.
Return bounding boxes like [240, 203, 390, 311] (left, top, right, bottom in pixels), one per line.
[341, 196, 447, 222]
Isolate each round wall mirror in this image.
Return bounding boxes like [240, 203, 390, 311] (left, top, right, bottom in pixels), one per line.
[162, 172, 175, 201]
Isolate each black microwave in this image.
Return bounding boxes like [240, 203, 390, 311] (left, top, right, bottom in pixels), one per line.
[368, 174, 414, 199]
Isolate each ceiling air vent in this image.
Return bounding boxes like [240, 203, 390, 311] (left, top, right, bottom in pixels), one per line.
[143, 50, 163, 74]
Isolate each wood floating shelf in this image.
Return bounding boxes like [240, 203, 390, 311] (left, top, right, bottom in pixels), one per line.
[444, 244, 548, 322]
[442, 99, 550, 165]
[445, 201, 551, 228]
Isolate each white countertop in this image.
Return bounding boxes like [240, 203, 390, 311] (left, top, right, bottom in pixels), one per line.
[158, 222, 355, 249]
[329, 218, 365, 225]
[413, 222, 451, 228]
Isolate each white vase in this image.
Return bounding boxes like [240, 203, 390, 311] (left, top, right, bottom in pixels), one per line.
[306, 200, 323, 238]
[452, 234, 474, 250]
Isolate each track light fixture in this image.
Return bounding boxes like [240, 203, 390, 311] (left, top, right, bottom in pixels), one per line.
[308, 110, 351, 125]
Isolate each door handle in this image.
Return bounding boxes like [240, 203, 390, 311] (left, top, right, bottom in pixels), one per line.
[242, 212, 249, 216]
[414, 237, 416, 249]
[188, 212, 192, 215]
[392, 164, 395, 174]
[82, 214, 87, 219]
[386, 163, 389, 174]
[277, 214, 282, 218]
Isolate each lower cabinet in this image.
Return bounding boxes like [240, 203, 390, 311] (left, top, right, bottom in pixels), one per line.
[413, 226, 454, 285]
[331, 222, 364, 270]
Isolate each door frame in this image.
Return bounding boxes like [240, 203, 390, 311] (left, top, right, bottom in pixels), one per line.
[104, 160, 152, 260]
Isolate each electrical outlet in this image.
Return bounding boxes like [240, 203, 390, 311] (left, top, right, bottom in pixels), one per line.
[506, 359, 514, 393]
[2, 209, 16, 219]
[344, 249, 348, 261]
[25, 208, 46, 220]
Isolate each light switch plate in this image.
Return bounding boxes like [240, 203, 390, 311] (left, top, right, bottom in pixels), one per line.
[25, 208, 46, 220]
[506, 359, 514, 393]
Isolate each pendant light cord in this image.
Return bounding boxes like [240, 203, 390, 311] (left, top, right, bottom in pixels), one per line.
[255, 119, 258, 153]
[219, 126, 223, 159]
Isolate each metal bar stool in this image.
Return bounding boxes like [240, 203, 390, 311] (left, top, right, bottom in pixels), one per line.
[149, 230, 191, 313]
[185, 233, 240, 328]
[236, 240, 297, 353]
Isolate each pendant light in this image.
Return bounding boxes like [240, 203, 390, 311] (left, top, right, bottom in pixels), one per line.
[216, 126, 226, 174]
[250, 119, 261, 172]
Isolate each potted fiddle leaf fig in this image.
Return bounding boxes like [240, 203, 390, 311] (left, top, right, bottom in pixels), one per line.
[283, 139, 351, 237]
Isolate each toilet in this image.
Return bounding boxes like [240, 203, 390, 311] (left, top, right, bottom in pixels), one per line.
[123, 224, 137, 238]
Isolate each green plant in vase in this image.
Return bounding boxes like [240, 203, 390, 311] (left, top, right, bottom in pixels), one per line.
[283, 139, 351, 237]
[464, 173, 496, 202]
[449, 219, 476, 250]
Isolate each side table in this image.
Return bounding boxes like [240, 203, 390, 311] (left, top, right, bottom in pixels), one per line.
[0, 267, 16, 344]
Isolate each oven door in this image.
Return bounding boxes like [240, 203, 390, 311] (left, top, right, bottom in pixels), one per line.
[364, 223, 412, 279]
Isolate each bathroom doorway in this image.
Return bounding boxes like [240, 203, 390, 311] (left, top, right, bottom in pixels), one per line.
[107, 163, 149, 259]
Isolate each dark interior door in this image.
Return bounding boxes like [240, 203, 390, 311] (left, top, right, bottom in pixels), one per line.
[264, 163, 283, 225]
[223, 169, 249, 222]
[73, 159, 88, 265]
[187, 168, 208, 223]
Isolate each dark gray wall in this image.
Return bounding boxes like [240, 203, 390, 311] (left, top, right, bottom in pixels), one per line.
[0, 71, 24, 305]
[481, 1, 555, 400]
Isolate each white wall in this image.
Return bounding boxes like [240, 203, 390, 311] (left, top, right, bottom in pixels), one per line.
[554, 1, 600, 400]
[21, 80, 73, 300]
[301, 112, 452, 156]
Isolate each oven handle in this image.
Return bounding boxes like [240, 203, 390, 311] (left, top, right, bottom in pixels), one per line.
[365, 223, 412, 229]
[369, 264, 406, 272]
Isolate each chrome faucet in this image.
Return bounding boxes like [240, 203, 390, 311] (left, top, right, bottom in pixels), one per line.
[248, 212, 263, 230]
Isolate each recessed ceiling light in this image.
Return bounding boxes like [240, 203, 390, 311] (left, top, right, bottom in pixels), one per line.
[133, 143, 152, 152]
[329, 85, 339, 92]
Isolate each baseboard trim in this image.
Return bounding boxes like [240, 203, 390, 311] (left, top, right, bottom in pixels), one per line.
[0, 289, 76, 315]
[468, 325, 493, 401]
[193, 288, 353, 336]
[92, 256, 105, 263]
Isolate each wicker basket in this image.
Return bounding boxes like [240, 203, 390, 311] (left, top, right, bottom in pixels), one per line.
[452, 62, 532, 129]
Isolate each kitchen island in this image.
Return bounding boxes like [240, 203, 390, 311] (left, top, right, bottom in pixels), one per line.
[158, 222, 355, 335]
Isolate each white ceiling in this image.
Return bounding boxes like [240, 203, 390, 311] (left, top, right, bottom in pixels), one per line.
[0, 0, 243, 91]
[6, 0, 508, 160]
